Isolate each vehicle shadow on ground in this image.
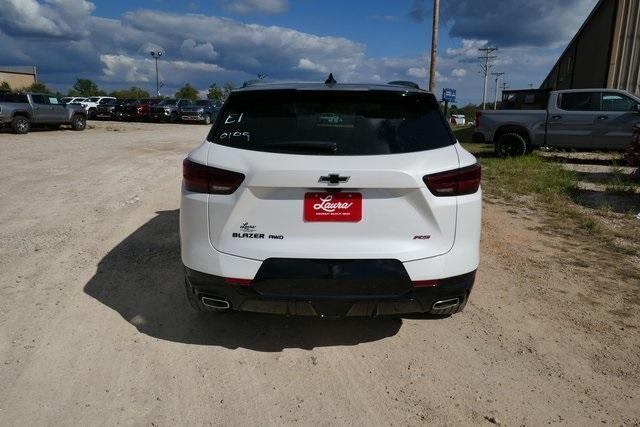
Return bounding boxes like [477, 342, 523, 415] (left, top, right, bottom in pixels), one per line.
[83, 210, 403, 351]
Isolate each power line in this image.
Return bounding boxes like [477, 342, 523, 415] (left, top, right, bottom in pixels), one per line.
[478, 47, 498, 110]
[491, 72, 505, 110]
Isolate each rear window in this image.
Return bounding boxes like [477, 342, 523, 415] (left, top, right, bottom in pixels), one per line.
[208, 90, 454, 155]
[0, 93, 28, 103]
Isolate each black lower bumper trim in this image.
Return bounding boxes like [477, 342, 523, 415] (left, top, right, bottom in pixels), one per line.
[184, 264, 476, 317]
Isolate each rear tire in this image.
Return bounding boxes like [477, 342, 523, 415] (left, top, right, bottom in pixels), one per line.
[88, 109, 97, 120]
[184, 277, 228, 314]
[11, 116, 30, 134]
[495, 133, 528, 157]
[169, 112, 178, 123]
[70, 114, 86, 131]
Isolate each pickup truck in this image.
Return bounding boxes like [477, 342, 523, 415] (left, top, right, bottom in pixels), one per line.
[149, 98, 193, 122]
[474, 88, 640, 156]
[179, 99, 221, 124]
[0, 92, 87, 134]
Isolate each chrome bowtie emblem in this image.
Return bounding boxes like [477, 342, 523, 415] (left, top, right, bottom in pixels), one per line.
[319, 174, 350, 184]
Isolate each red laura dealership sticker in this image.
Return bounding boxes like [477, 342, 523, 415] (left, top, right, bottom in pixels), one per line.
[304, 192, 362, 222]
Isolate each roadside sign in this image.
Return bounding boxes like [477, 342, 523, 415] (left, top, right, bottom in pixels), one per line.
[442, 88, 456, 103]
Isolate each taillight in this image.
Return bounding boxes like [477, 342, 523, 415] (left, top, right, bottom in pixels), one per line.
[423, 164, 481, 197]
[475, 111, 481, 128]
[183, 158, 245, 194]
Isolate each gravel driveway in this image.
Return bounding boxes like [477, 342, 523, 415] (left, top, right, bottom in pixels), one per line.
[0, 122, 638, 425]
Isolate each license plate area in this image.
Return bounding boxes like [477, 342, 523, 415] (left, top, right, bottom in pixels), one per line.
[304, 192, 362, 222]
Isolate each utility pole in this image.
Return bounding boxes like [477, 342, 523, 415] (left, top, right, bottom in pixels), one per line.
[491, 72, 505, 110]
[478, 47, 498, 110]
[428, 0, 440, 92]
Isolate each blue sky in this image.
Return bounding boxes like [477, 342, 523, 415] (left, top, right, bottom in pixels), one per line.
[0, 0, 598, 104]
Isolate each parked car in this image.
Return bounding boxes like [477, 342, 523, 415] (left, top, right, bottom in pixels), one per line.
[180, 99, 221, 124]
[0, 92, 86, 134]
[150, 98, 193, 122]
[95, 98, 137, 120]
[474, 88, 640, 156]
[450, 114, 466, 126]
[61, 97, 87, 105]
[180, 81, 481, 317]
[80, 96, 116, 120]
[111, 99, 138, 121]
[122, 98, 160, 121]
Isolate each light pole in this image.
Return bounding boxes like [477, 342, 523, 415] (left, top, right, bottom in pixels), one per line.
[150, 50, 163, 96]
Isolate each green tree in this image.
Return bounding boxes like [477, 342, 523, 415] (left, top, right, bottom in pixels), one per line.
[109, 86, 150, 99]
[222, 81, 235, 99]
[459, 103, 479, 122]
[24, 82, 54, 94]
[175, 83, 199, 100]
[0, 81, 11, 91]
[69, 78, 105, 97]
[207, 83, 224, 101]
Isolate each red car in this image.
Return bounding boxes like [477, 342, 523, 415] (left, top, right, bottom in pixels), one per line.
[122, 98, 161, 121]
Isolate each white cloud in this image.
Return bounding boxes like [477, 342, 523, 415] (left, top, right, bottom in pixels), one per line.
[296, 58, 328, 73]
[180, 39, 219, 61]
[0, 0, 95, 38]
[100, 54, 224, 84]
[407, 67, 427, 79]
[220, 0, 289, 14]
[452, 68, 467, 77]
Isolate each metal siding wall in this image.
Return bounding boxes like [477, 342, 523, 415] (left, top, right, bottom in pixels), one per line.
[571, 0, 617, 88]
[609, 0, 640, 96]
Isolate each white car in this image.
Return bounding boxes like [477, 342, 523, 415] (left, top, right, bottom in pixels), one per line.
[180, 81, 482, 317]
[61, 97, 87, 105]
[80, 96, 116, 119]
[450, 114, 466, 126]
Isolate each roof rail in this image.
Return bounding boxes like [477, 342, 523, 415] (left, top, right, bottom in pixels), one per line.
[387, 80, 420, 90]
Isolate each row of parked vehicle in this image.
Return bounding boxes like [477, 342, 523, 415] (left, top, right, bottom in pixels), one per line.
[62, 96, 222, 125]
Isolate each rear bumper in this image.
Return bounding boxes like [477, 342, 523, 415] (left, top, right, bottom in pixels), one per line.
[184, 266, 475, 317]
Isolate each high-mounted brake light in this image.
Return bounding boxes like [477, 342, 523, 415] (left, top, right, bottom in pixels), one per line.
[183, 158, 245, 194]
[423, 164, 481, 197]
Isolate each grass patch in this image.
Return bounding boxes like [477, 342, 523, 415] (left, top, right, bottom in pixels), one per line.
[452, 125, 475, 145]
[605, 166, 640, 193]
[480, 155, 578, 200]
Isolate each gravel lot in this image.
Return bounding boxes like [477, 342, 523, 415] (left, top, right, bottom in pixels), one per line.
[1, 121, 639, 425]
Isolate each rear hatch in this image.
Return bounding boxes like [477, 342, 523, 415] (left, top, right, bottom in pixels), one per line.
[204, 89, 461, 262]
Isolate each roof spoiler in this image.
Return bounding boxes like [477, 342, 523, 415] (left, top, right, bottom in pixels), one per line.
[387, 80, 420, 90]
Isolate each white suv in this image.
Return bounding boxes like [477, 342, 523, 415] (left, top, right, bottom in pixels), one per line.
[180, 81, 481, 317]
[81, 96, 116, 119]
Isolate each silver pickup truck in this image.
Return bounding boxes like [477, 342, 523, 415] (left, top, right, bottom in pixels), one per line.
[474, 88, 640, 156]
[0, 92, 87, 134]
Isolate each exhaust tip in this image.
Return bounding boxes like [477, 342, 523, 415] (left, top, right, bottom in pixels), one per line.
[201, 297, 231, 310]
[431, 298, 460, 311]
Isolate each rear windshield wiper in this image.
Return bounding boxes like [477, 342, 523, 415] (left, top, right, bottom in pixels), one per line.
[262, 141, 338, 154]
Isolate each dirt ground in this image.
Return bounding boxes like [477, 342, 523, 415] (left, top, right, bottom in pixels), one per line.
[0, 121, 638, 426]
